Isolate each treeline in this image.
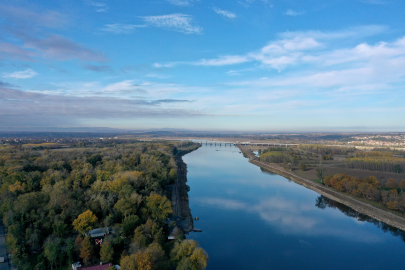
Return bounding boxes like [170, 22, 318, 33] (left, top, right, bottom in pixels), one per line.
[262, 147, 287, 153]
[346, 151, 405, 174]
[323, 173, 405, 213]
[299, 145, 356, 155]
[260, 152, 291, 164]
[0, 140, 207, 270]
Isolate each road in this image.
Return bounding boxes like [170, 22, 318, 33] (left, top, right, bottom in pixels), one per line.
[0, 220, 10, 270]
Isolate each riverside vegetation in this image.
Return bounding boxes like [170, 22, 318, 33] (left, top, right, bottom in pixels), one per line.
[0, 139, 208, 270]
[259, 146, 405, 216]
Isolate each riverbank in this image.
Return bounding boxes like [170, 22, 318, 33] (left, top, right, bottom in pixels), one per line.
[237, 144, 405, 232]
[170, 143, 201, 232]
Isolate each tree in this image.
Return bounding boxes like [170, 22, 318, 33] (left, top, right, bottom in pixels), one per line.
[385, 178, 398, 189]
[114, 198, 136, 218]
[67, 238, 75, 265]
[146, 194, 173, 224]
[121, 254, 137, 270]
[73, 210, 98, 235]
[44, 236, 61, 270]
[100, 241, 114, 263]
[74, 235, 84, 256]
[135, 250, 155, 270]
[53, 220, 69, 237]
[316, 167, 327, 183]
[299, 161, 307, 171]
[80, 236, 94, 265]
[171, 240, 208, 270]
[123, 215, 141, 237]
[399, 180, 405, 190]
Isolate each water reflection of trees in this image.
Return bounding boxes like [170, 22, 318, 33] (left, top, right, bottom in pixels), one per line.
[260, 167, 277, 175]
[315, 195, 405, 242]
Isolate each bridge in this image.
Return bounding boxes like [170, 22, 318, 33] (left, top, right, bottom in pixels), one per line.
[238, 142, 299, 147]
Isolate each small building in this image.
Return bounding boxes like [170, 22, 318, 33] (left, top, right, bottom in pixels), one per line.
[72, 262, 113, 270]
[85, 228, 111, 238]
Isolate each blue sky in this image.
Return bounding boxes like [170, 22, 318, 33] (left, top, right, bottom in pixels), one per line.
[1, 0, 405, 132]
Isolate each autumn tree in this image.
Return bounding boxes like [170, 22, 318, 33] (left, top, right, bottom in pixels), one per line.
[135, 250, 155, 270]
[171, 240, 208, 270]
[120, 254, 137, 270]
[146, 194, 173, 224]
[385, 178, 398, 189]
[299, 161, 307, 171]
[80, 236, 94, 265]
[100, 241, 114, 263]
[400, 180, 405, 190]
[73, 210, 98, 235]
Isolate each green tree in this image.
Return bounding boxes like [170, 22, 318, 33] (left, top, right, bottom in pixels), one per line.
[316, 167, 327, 183]
[80, 236, 94, 265]
[146, 194, 173, 224]
[53, 220, 69, 237]
[299, 161, 307, 171]
[114, 198, 136, 218]
[73, 210, 98, 235]
[67, 238, 75, 265]
[100, 241, 114, 263]
[44, 236, 61, 270]
[123, 215, 141, 237]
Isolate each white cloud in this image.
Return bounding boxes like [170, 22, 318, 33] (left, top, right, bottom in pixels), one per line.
[101, 24, 146, 34]
[166, 0, 197, 6]
[102, 80, 140, 92]
[195, 55, 249, 66]
[284, 9, 305, 16]
[141, 14, 202, 34]
[213, 7, 236, 18]
[3, 69, 38, 79]
[84, 0, 109, 12]
[154, 63, 175, 68]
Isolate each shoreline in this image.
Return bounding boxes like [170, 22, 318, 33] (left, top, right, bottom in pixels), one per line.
[237, 144, 405, 232]
[170, 144, 201, 233]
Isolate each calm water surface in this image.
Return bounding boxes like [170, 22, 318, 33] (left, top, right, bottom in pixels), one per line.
[184, 143, 405, 270]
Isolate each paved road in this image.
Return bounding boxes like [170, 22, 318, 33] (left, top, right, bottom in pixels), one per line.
[0, 220, 10, 270]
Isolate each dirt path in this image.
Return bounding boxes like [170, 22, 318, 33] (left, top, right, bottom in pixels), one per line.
[237, 145, 405, 232]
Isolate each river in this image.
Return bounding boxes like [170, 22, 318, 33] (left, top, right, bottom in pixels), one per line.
[183, 143, 405, 270]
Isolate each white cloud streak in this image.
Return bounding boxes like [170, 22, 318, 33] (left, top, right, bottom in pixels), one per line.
[213, 7, 236, 18]
[101, 24, 146, 34]
[3, 69, 38, 79]
[284, 9, 305, 16]
[141, 14, 202, 34]
[166, 0, 198, 6]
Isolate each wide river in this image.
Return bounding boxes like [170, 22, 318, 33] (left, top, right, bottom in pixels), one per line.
[184, 143, 405, 270]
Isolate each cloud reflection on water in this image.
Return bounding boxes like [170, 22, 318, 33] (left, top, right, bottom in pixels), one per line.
[195, 196, 385, 243]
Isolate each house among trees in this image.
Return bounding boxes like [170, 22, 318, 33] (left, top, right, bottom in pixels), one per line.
[85, 228, 113, 238]
[72, 262, 114, 270]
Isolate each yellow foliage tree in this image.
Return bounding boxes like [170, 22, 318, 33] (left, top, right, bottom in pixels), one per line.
[73, 210, 98, 235]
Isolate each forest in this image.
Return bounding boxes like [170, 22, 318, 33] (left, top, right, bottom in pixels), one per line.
[346, 151, 405, 174]
[0, 139, 207, 270]
[323, 173, 405, 214]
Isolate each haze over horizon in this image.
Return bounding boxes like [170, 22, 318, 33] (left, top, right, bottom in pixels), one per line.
[1, 0, 405, 132]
